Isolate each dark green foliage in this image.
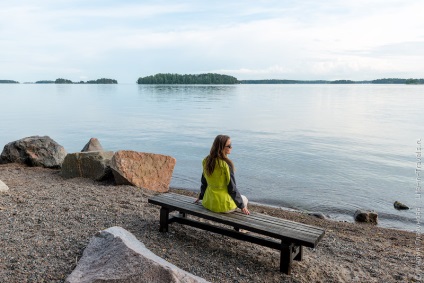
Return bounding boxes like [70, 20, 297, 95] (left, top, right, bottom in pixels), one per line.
[86, 78, 118, 84]
[51, 78, 117, 84]
[241, 78, 424, 84]
[330, 80, 356, 84]
[240, 80, 329, 84]
[137, 73, 239, 84]
[371, 78, 407, 84]
[35, 80, 55, 84]
[405, 78, 424, 84]
[0, 80, 19, 84]
[55, 78, 73, 84]
[370, 78, 423, 84]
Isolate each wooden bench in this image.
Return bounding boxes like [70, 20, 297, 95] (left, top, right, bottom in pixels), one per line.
[148, 192, 325, 275]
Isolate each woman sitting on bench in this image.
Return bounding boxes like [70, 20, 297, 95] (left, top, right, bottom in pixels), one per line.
[195, 134, 250, 215]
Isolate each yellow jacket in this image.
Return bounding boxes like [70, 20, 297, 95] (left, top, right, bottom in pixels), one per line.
[200, 158, 240, 212]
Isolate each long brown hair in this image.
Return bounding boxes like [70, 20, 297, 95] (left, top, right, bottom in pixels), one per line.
[204, 135, 234, 176]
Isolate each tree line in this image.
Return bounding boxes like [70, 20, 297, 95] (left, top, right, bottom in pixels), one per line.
[240, 79, 328, 84]
[2, 76, 424, 85]
[137, 73, 239, 84]
[239, 78, 424, 84]
[35, 78, 118, 84]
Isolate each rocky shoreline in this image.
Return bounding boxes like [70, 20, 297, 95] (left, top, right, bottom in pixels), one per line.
[0, 163, 422, 282]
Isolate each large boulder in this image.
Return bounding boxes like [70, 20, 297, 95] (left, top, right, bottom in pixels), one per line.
[0, 136, 67, 168]
[61, 151, 114, 181]
[65, 227, 208, 283]
[110, 150, 176, 192]
[354, 210, 378, 225]
[81, 138, 104, 152]
[0, 180, 9, 192]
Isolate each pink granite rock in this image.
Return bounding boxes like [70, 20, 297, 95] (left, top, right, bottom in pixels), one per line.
[110, 150, 176, 192]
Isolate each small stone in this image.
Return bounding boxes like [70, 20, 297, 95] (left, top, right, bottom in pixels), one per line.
[308, 212, 327, 219]
[354, 209, 378, 225]
[0, 180, 9, 192]
[394, 201, 409, 210]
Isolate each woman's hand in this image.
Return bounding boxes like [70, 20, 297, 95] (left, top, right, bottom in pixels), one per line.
[194, 198, 200, 204]
[241, 207, 250, 215]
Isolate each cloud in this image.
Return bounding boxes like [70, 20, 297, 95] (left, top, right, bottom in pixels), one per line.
[0, 0, 423, 82]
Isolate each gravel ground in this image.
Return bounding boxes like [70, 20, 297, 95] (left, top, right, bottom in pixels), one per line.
[0, 163, 422, 282]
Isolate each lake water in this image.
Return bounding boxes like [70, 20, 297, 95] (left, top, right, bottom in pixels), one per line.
[0, 84, 422, 232]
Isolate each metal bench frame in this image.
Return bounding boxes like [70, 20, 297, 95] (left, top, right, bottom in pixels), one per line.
[148, 193, 325, 275]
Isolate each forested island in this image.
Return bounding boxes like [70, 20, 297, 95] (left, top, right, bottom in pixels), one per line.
[137, 73, 239, 84]
[35, 78, 118, 84]
[0, 80, 19, 84]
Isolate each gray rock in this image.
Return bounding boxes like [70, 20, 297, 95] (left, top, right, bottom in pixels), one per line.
[0, 180, 9, 192]
[394, 201, 409, 210]
[65, 226, 209, 283]
[61, 151, 114, 181]
[354, 209, 378, 225]
[308, 212, 327, 219]
[0, 136, 67, 168]
[81, 138, 104, 152]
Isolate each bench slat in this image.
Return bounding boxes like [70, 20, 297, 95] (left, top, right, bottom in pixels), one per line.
[163, 193, 323, 233]
[156, 193, 323, 235]
[225, 212, 324, 243]
[151, 193, 321, 240]
[149, 193, 324, 248]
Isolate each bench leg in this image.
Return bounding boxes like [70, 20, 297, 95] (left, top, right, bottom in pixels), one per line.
[280, 243, 294, 275]
[159, 207, 169, 232]
[294, 245, 303, 261]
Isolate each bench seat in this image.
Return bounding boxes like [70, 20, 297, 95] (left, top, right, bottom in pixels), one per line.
[148, 192, 325, 275]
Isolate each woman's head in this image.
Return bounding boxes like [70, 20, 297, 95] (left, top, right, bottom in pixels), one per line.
[210, 134, 232, 158]
[204, 134, 234, 175]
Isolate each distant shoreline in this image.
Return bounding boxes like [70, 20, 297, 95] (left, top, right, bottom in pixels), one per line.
[0, 78, 118, 84]
[239, 78, 424, 84]
[2, 75, 423, 85]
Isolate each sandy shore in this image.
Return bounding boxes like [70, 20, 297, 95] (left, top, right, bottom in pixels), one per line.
[0, 163, 421, 282]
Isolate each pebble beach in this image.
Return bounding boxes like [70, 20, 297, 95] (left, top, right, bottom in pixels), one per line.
[0, 163, 421, 282]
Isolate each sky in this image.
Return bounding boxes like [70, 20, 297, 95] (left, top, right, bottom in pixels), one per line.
[1, 0, 423, 83]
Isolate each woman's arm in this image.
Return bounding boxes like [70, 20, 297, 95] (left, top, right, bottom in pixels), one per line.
[199, 174, 207, 199]
[195, 173, 207, 203]
[227, 170, 245, 209]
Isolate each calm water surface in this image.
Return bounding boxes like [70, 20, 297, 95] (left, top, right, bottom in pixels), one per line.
[0, 84, 422, 232]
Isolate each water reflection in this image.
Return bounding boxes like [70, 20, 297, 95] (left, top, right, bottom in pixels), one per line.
[137, 84, 238, 102]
